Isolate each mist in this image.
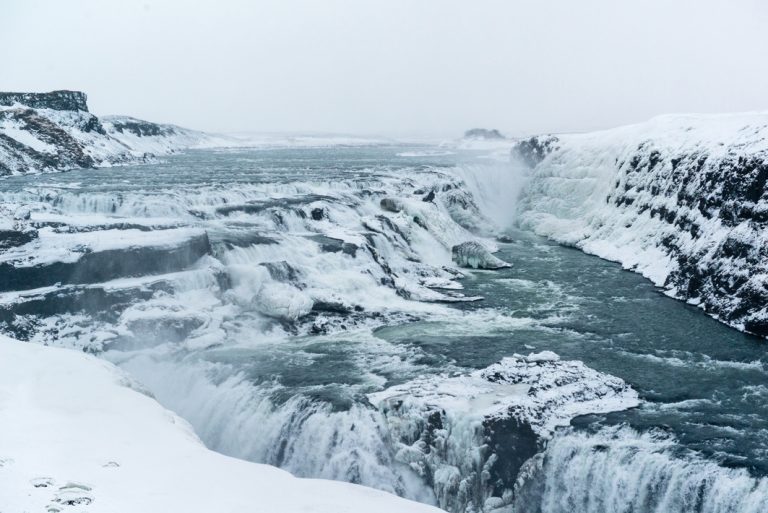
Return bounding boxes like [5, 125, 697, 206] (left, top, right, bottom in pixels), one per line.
[2, 0, 767, 136]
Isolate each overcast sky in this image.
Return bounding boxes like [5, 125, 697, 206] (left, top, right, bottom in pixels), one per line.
[2, 0, 767, 136]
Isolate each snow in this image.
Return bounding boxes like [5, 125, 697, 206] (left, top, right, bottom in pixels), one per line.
[0, 124, 56, 154]
[0, 335, 442, 513]
[217, 132, 396, 149]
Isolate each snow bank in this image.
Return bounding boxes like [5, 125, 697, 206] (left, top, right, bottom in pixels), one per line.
[0, 335, 441, 513]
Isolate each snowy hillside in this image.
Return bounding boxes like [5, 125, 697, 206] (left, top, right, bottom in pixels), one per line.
[515, 112, 768, 337]
[0, 102, 142, 175]
[102, 115, 233, 155]
[0, 335, 441, 513]
[0, 91, 226, 176]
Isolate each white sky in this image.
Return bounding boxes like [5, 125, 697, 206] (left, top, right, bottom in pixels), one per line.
[2, 0, 767, 136]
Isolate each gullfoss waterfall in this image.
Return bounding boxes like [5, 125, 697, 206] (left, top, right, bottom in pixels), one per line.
[0, 144, 766, 512]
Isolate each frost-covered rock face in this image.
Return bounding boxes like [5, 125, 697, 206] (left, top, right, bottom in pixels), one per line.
[515, 113, 768, 337]
[452, 241, 510, 269]
[368, 352, 639, 513]
[0, 107, 114, 175]
[512, 135, 559, 168]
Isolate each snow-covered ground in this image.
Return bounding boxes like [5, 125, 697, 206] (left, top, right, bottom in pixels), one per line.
[0, 335, 442, 513]
[516, 111, 768, 337]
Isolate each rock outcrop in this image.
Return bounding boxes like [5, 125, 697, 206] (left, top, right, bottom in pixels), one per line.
[464, 128, 505, 140]
[368, 352, 639, 512]
[451, 241, 510, 269]
[0, 91, 219, 176]
[0, 90, 89, 112]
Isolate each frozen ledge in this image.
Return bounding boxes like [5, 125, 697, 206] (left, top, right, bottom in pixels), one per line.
[0, 335, 441, 513]
[368, 352, 639, 512]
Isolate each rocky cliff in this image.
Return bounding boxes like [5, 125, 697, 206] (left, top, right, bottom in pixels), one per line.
[514, 113, 768, 337]
[0, 91, 220, 176]
[0, 90, 90, 112]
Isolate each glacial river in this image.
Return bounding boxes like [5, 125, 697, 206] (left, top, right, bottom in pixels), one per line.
[1, 145, 765, 512]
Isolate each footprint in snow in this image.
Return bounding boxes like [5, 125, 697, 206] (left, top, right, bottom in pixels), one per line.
[31, 477, 55, 488]
[52, 482, 94, 506]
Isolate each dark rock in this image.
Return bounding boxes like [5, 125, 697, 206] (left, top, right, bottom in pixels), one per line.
[0, 90, 89, 112]
[380, 197, 403, 213]
[464, 128, 505, 140]
[307, 235, 358, 257]
[0, 229, 37, 251]
[310, 207, 326, 221]
[259, 261, 303, 285]
[513, 135, 559, 168]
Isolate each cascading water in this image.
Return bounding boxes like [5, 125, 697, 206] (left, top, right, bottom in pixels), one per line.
[0, 145, 766, 513]
[514, 426, 768, 513]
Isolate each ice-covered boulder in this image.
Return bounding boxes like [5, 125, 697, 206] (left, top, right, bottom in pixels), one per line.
[380, 197, 404, 213]
[253, 282, 314, 321]
[511, 135, 559, 168]
[451, 241, 510, 269]
[368, 352, 639, 513]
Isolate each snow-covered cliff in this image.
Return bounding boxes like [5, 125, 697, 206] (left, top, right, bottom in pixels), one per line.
[0, 91, 223, 176]
[0, 102, 142, 175]
[515, 112, 768, 337]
